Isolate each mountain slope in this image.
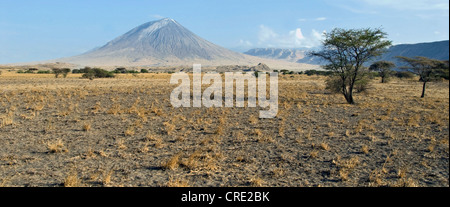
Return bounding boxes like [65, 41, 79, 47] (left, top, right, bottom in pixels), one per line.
[373, 40, 449, 66]
[244, 40, 449, 67]
[55, 18, 317, 70]
[244, 48, 306, 62]
[59, 18, 243, 66]
[244, 48, 322, 65]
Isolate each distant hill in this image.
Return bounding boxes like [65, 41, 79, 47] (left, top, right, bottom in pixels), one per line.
[372, 40, 449, 66]
[244, 48, 306, 62]
[244, 40, 449, 67]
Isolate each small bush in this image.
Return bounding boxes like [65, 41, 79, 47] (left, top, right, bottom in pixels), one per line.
[114, 67, 128, 73]
[304, 70, 333, 76]
[81, 68, 115, 80]
[395, 71, 415, 79]
[140, 69, 149, 73]
[326, 75, 371, 94]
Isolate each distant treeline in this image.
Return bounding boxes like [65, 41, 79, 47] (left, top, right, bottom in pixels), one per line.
[14, 66, 447, 80]
[273, 69, 448, 80]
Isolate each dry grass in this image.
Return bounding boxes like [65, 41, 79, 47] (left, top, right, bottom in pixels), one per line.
[166, 176, 189, 187]
[361, 145, 369, 154]
[64, 172, 80, 187]
[0, 71, 448, 187]
[82, 123, 91, 131]
[249, 177, 264, 187]
[47, 140, 68, 153]
[161, 153, 182, 170]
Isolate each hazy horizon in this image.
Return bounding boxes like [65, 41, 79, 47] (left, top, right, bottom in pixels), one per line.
[0, 0, 449, 64]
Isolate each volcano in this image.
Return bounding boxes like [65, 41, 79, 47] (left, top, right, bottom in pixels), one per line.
[56, 18, 317, 69]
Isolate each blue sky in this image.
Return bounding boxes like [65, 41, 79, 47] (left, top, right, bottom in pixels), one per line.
[0, 0, 448, 63]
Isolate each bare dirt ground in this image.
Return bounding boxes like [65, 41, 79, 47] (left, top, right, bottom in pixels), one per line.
[0, 71, 448, 187]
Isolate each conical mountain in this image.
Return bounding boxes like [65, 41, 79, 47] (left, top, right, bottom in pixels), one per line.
[56, 18, 317, 69]
[58, 18, 240, 66]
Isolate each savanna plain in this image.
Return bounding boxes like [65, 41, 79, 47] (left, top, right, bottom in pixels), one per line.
[0, 71, 448, 187]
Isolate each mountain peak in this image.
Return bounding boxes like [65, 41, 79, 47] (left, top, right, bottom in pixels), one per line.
[56, 19, 318, 69]
[60, 18, 247, 65]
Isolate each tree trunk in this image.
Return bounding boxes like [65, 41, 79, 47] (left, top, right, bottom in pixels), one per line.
[344, 93, 354, 104]
[347, 81, 356, 104]
[343, 88, 355, 104]
[421, 81, 427, 98]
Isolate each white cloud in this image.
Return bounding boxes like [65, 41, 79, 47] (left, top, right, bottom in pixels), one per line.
[258, 25, 279, 43]
[238, 39, 253, 47]
[256, 25, 325, 48]
[297, 17, 327, 22]
[315, 17, 327, 21]
[151, 14, 165, 19]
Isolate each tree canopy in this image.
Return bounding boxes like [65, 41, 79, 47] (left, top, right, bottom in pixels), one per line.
[310, 28, 392, 104]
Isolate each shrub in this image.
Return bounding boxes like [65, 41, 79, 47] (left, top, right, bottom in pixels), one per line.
[82, 72, 95, 80]
[114, 67, 128, 73]
[304, 70, 333, 76]
[395, 71, 415, 79]
[37, 70, 52, 74]
[81, 68, 115, 80]
[140, 69, 149, 73]
[326, 74, 371, 94]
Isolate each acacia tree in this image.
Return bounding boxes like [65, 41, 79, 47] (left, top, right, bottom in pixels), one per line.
[52, 68, 71, 78]
[310, 28, 392, 104]
[369, 61, 396, 83]
[396, 56, 448, 98]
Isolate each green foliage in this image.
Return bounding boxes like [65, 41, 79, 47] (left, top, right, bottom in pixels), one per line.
[326, 72, 371, 94]
[140, 69, 149, 73]
[310, 27, 392, 104]
[369, 61, 396, 83]
[79, 67, 115, 80]
[113, 67, 128, 73]
[18, 68, 38, 74]
[52, 68, 71, 78]
[397, 56, 448, 82]
[395, 71, 415, 79]
[396, 56, 449, 97]
[304, 70, 333, 76]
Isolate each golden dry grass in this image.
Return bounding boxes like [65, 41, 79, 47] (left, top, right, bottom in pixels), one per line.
[0, 70, 448, 187]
